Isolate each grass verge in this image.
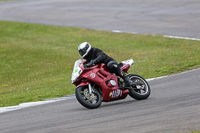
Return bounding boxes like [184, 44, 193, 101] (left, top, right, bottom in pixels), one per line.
[0, 21, 200, 107]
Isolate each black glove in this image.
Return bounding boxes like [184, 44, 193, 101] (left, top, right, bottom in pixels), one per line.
[86, 60, 97, 67]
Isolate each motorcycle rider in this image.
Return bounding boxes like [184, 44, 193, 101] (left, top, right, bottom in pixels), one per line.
[78, 42, 133, 87]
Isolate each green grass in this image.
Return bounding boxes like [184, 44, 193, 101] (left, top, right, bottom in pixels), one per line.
[0, 21, 200, 107]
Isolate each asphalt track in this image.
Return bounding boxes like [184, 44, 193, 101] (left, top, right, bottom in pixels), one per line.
[0, 0, 200, 38]
[0, 0, 200, 133]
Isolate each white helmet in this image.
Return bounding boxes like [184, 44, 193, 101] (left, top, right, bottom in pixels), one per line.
[78, 42, 92, 58]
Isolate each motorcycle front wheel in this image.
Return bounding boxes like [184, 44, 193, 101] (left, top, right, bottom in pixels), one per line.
[128, 74, 151, 100]
[75, 85, 102, 109]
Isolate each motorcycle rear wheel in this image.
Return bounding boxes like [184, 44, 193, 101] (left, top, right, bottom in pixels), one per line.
[75, 85, 102, 109]
[128, 74, 151, 100]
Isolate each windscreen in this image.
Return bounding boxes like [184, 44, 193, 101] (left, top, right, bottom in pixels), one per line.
[72, 59, 84, 73]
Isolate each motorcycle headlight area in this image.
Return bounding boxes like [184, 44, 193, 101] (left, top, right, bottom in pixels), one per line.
[71, 67, 82, 83]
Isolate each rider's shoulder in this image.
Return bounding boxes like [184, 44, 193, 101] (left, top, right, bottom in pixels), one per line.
[92, 47, 102, 52]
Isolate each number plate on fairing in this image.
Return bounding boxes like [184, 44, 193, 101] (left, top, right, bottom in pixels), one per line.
[109, 89, 122, 98]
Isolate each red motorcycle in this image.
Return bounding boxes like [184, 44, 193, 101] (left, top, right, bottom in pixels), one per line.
[71, 59, 150, 109]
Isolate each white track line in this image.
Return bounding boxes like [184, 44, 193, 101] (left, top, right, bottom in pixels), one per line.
[111, 30, 200, 41]
[164, 35, 200, 41]
[0, 95, 75, 114]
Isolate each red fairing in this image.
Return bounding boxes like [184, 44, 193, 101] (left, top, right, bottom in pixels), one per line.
[77, 80, 90, 87]
[74, 61, 130, 102]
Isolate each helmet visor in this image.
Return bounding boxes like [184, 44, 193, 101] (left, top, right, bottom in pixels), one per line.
[78, 43, 90, 57]
[79, 49, 86, 57]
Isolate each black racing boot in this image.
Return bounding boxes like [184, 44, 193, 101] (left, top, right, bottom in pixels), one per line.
[117, 68, 139, 87]
[119, 70, 134, 87]
[124, 76, 141, 87]
[124, 75, 133, 87]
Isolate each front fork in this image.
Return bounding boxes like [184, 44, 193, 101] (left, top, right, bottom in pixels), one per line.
[77, 81, 101, 95]
[88, 84, 93, 94]
[77, 81, 93, 95]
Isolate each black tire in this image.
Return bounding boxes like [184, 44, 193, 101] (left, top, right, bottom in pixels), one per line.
[128, 74, 151, 100]
[75, 85, 102, 109]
